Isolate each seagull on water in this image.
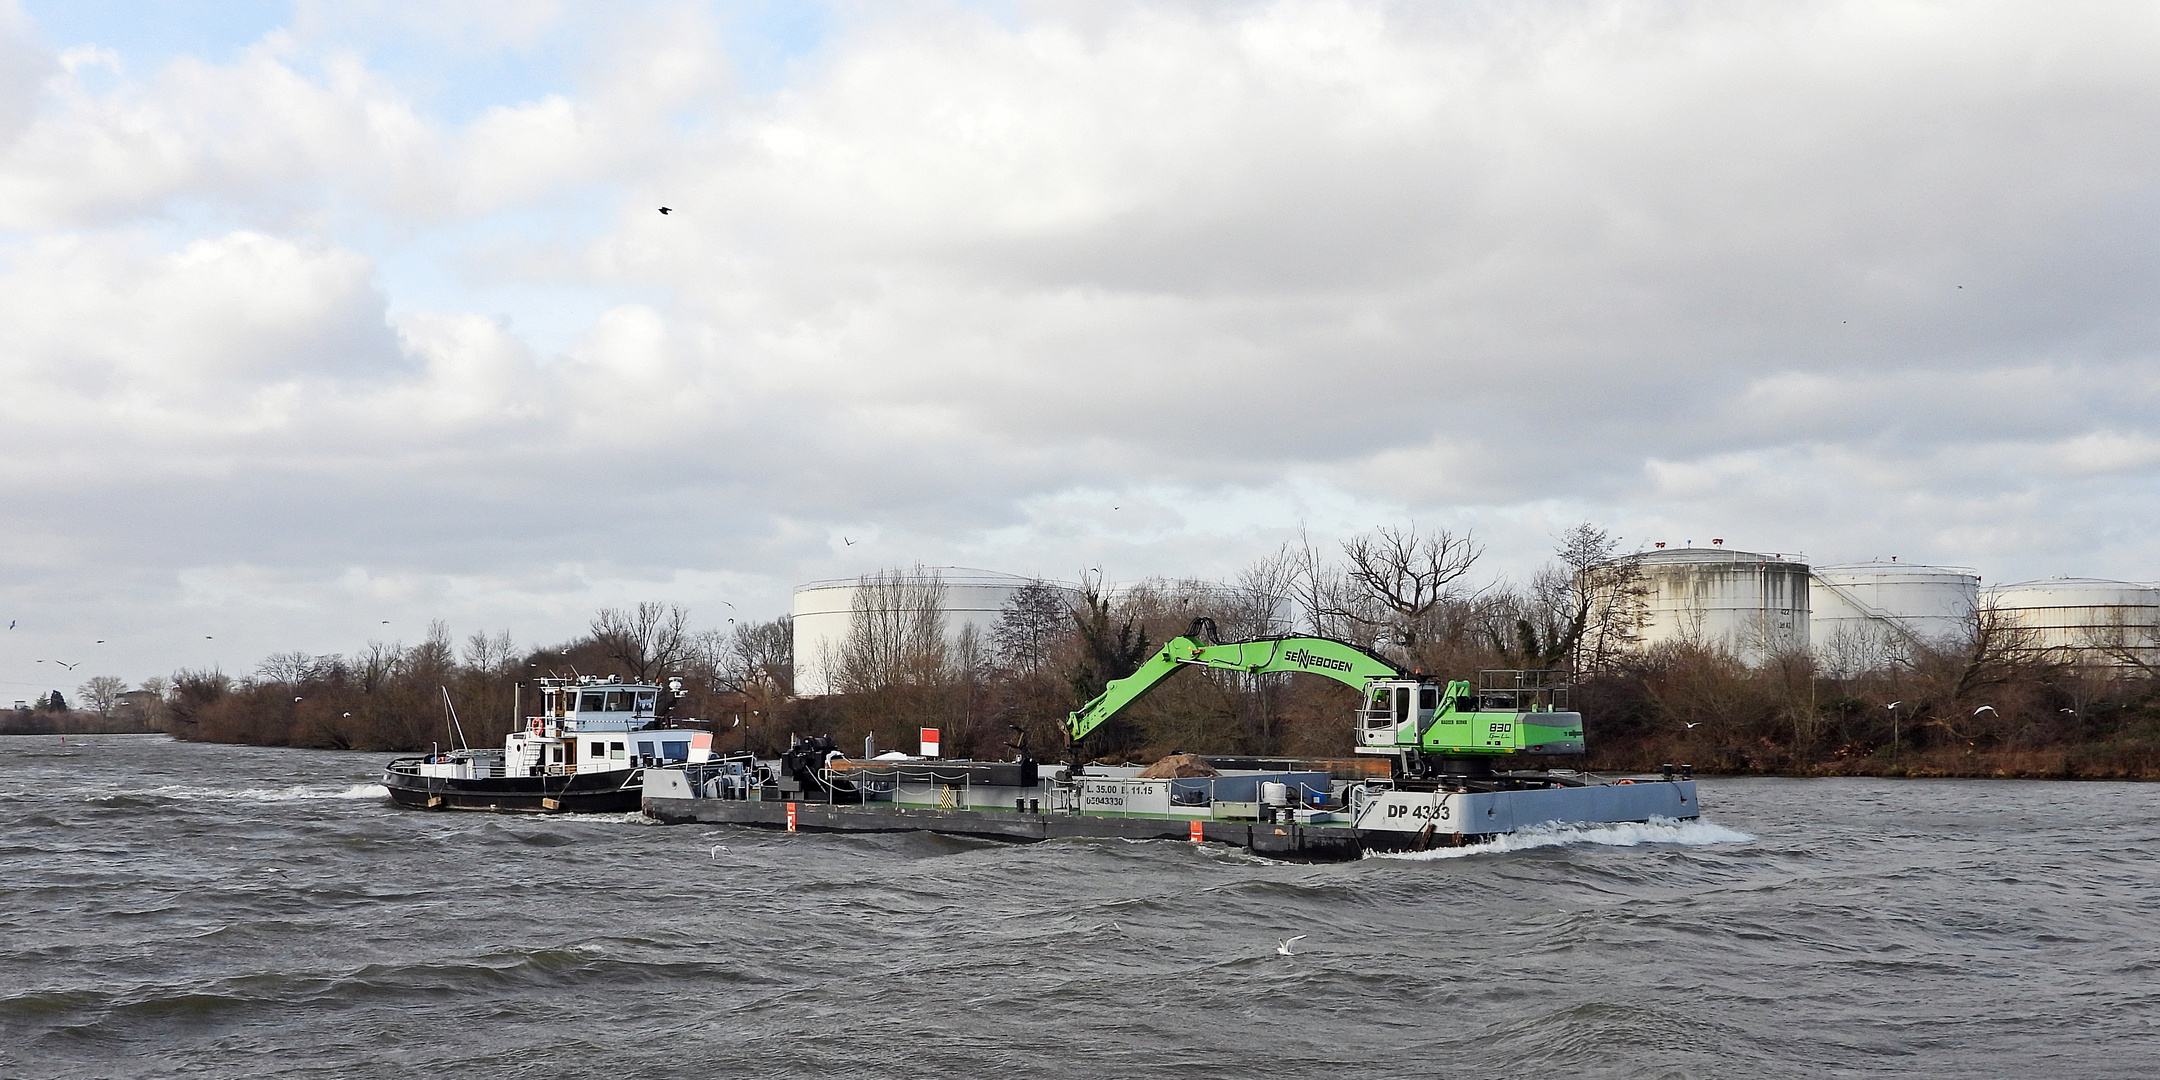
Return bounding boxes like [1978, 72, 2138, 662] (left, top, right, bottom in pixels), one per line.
[1276, 935, 1307, 956]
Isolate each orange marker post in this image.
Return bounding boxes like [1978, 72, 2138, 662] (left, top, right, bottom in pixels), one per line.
[1188, 819, 1204, 843]
[786, 801, 798, 832]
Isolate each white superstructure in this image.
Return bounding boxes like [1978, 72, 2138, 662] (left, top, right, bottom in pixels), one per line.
[792, 568, 1078, 696]
[1810, 562, 1979, 671]
[1984, 578, 2160, 666]
[1630, 547, 1811, 664]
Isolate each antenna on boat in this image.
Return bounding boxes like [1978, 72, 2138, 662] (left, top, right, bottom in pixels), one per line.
[440, 686, 471, 750]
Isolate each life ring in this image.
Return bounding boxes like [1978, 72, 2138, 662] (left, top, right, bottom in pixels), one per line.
[1616, 779, 1635, 785]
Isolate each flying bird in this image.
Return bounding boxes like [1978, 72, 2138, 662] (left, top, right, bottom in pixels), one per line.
[2061, 708, 2077, 714]
[658, 207, 672, 215]
[95, 640, 104, 644]
[843, 537, 856, 546]
[1885, 701, 1902, 709]
[1276, 935, 1307, 957]
[1973, 705, 1996, 715]
[1682, 721, 1704, 729]
[53, 660, 80, 671]
[7, 620, 13, 629]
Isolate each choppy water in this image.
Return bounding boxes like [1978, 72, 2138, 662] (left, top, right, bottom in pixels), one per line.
[3, 735, 2155, 1078]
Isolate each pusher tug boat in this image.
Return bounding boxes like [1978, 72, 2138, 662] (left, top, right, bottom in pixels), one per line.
[384, 675, 722, 813]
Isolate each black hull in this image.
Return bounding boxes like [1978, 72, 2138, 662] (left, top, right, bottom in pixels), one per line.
[382, 770, 645, 814]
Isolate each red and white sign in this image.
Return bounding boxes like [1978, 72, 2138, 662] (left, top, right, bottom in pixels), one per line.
[920, 727, 940, 757]
[1188, 819, 1205, 843]
[786, 802, 798, 832]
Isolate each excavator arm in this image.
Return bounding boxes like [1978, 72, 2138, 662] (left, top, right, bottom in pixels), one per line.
[1065, 621, 1404, 745]
[1062, 619, 1586, 768]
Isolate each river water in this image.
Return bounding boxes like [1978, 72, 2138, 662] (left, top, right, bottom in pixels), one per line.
[3, 735, 2154, 1078]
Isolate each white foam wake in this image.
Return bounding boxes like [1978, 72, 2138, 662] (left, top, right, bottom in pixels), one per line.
[117, 783, 391, 802]
[1371, 816, 1753, 861]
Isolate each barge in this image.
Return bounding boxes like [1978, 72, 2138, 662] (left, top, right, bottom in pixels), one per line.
[643, 756, 1698, 860]
[642, 622, 1702, 858]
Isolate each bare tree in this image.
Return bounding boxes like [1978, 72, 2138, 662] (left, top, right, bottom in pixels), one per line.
[1227, 544, 1297, 639]
[702, 616, 795, 696]
[1326, 523, 1483, 656]
[991, 581, 1071, 676]
[78, 675, 127, 717]
[2087, 607, 2160, 676]
[461, 630, 518, 676]
[833, 567, 949, 692]
[256, 651, 325, 684]
[590, 602, 692, 682]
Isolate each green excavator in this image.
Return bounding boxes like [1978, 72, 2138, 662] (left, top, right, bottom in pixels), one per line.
[1064, 619, 1584, 782]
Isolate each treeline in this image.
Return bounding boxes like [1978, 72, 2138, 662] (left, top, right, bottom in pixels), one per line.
[795, 525, 2160, 779]
[165, 608, 792, 753]
[2, 680, 166, 736]
[157, 523, 2160, 777]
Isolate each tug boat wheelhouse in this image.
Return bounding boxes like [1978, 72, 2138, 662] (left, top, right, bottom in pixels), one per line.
[383, 675, 717, 813]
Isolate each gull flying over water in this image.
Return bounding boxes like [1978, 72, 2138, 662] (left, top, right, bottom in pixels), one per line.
[1276, 935, 1307, 956]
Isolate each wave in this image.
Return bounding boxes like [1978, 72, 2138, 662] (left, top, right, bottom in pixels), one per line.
[1371, 816, 1754, 861]
[84, 783, 390, 804]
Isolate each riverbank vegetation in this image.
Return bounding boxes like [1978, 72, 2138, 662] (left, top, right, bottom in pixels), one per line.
[145, 524, 2160, 778]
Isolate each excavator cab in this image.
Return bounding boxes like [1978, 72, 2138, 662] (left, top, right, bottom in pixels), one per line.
[1357, 680, 1433, 749]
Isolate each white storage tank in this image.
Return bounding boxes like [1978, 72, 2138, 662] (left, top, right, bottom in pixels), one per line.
[1982, 578, 2160, 664]
[1631, 547, 1811, 664]
[1810, 562, 1980, 669]
[793, 568, 1076, 696]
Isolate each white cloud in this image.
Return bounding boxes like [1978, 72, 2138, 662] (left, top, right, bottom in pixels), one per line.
[6, 0, 2160, 688]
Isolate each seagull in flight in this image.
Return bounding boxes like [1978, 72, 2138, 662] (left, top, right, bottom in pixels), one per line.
[658, 207, 672, 215]
[843, 536, 856, 546]
[1682, 721, 1704, 729]
[49, 660, 80, 671]
[1973, 705, 1996, 715]
[1885, 701, 1902, 709]
[1276, 935, 1307, 957]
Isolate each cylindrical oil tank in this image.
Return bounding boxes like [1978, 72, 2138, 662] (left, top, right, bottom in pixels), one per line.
[1982, 578, 2160, 662]
[1810, 562, 1980, 662]
[1631, 547, 1811, 664]
[792, 568, 1076, 696]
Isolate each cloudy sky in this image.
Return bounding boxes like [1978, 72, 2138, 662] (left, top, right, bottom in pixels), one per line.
[4, 0, 2158, 693]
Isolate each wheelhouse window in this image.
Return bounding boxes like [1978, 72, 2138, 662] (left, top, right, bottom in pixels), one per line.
[579, 692, 606, 712]
[610, 742, 626, 759]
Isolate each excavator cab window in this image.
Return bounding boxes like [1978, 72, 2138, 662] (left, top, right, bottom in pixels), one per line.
[1394, 687, 1411, 724]
[1419, 686, 1437, 712]
[1364, 688, 1391, 733]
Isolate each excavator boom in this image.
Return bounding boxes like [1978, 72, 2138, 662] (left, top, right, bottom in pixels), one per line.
[1065, 631, 1402, 745]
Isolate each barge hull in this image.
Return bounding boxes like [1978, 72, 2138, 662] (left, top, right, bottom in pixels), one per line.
[384, 772, 644, 813]
[641, 794, 1368, 860]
